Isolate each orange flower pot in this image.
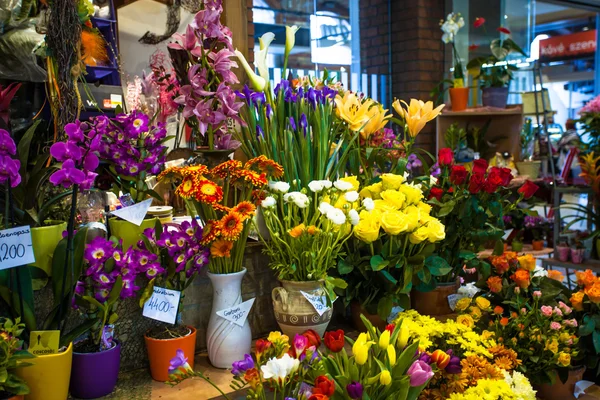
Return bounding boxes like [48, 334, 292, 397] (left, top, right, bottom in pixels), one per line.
[449, 87, 469, 111]
[532, 240, 544, 251]
[144, 326, 196, 382]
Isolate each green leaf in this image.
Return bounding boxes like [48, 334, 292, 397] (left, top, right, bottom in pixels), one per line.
[328, 277, 348, 289]
[370, 255, 390, 271]
[60, 319, 97, 348]
[493, 239, 505, 256]
[580, 318, 596, 336]
[417, 268, 432, 284]
[459, 250, 477, 261]
[338, 258, 354, 275]
[139, 278, 156, 308]
[377, 295, 393, 321]
[108, 313, 119, 325]
[425, 256, 452, 276]
[593, 330, 600, 354]
[380, 270, 398, 285]
[17, 120, 41, 184]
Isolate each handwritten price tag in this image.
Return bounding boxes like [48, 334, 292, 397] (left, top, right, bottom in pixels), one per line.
[216, 298, 255, 327]
[143, 287, 181, 324]
[111, 198, 153, 226]
[301, 291, 330, 316]
[0, 226, 35, 270]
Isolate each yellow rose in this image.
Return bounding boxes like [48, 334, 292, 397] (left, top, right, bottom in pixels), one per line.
[354, 219, 381, 243]
[340, 176, 360, 191]
[374, 199, 398, 213]
[417, 201, 432, 215]
[403, 206, 421, 230]
[481, 330, 495, 340]
[380, 190, 406, 209]
[518, 254, 536, 272]
[424, 219, 445, 242]
[381, 211, 408, 235]
[360, 182, 382, 199]
[409, 227, 428, 244]
[475, 296, 491, 310]
[379, 370, 392, 386]
[559, 332, 571, 343]
[558, 352, 571, 367]
[381, 173, 404, 190]
[360, 209, 381, 222]
[470, 306, 482, 320]
[399, 184, 424, 205]
[545, 339, 559, 354]
[456, 314, 474, 328]
[455, 297, 472, 311]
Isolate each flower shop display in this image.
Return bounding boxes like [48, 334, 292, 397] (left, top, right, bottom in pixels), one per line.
[259, 177, 358, 336]
[570, 270, 600, 377]
[440, 13, 469, 111]
[157, 157, 282, 368]
[0, 318, 34, 400]
[338, 173, 447, 323]
[523, 215, 546, 250]
[466, 19, 527, 108]
[168, 0, 243, 155]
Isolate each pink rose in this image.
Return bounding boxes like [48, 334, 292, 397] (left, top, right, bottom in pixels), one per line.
[553, 307, 563, 317]
[559, 301, 572, 315]
[533, 291, 542, 298]
[541, 305, 553, 317]
[550, 321, 561, 330]
[521, 308, 527, 315]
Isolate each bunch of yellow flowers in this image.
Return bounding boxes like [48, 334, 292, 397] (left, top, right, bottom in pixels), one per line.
[448, 370, 536, 400]
[353, 173, 446, 245]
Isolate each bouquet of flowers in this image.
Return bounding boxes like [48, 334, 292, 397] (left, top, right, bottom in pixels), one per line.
[339, 173, 446, 319]
[168, 0, 243, 149]
[259, 176, 360, 300]
[0, 318, 34, 397]
[158, 156, 283, 274]
[569, 269, 600, 374]
[448, 370, 536, 400]
[578, 95, 600, 154]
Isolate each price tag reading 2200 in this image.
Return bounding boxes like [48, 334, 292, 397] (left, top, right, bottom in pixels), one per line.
[0, 226, 35, 270]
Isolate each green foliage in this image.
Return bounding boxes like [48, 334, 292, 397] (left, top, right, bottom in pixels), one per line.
[467, 38, 527, 88]
[0, 318, 34, 396]
[444, 123, 466, 153]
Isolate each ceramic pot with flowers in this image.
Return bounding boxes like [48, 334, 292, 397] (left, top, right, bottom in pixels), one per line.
[571, 248, 585, 264]
[511, 239, 524, 252]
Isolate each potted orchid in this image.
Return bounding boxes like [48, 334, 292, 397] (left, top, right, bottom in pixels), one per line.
[440, 12, 469, 111]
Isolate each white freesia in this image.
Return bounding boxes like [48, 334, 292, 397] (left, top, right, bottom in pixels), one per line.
[261, 196, 277, 208]
[319, 201, 334, 215]
[308, 180, 332, 193]
[283, 192, 310, 208]
[345, 191, 359, 202]
[269, 181, 290, 193]
[333, 180, 354, 191]
[533, 265, 548, 278]
[327, 208, 347, 225]
[429, 175, 438, 186]
[348, 209, 360, 226]
[260, 353, 300, 381]
[362, 198, 375, 211]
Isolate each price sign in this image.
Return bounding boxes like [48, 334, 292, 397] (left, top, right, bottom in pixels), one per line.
[301, 291, 330, 316]
[29, 330, 60, 355]
[143, 287, 181, 324]
[0, 226, 35, 270]
[111, 198, 153, 226]
[447, 293, 466, 312]
[216, 298, 255, 327]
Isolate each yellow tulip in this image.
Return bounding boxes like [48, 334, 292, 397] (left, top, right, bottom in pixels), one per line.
[353, 333, 374, 365]
[379, 329, 390, 349]
[387, 345, 397, 366]
[380, 370, 392, 385]
[361, 102, 391, 139]
[397, 323, 409, 348]
[393, 98, 445, 138]
[235, 50, 266, 91]
[334, 92, 371, 131]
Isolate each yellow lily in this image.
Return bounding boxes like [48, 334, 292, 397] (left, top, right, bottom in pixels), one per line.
[334, 92, 370, 131]
[234, 49, 266, 91]
[393, 98, 445, 137]
[361, 102, 391, 139]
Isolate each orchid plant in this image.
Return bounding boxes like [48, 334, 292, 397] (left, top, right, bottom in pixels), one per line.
[440, 12, 466, 88]
[168, 0, 243, 150]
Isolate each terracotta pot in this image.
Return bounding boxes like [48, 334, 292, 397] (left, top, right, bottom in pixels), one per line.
[411, 281, 460, 316]
[350, 301, 387, 332]
[511, 240, 524, 252]
[272, 280, 332, 337]
[16, 342, 72, 400]
[449, 87, 469, 111]
[535, 366, 585, 400]
[532, 240, 544, 251]
[144, 326, 196, 382]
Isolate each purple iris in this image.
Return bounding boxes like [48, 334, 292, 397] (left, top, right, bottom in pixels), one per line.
[288, 117, 296, 131]
[256, 125, 265, 138]
[300, 113, 308, 137]
[231, 354, 254, 376]
[168, 349, 189, 373]
[347, 381, 364, 399]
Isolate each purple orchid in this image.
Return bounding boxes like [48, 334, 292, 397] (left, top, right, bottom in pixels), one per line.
[0, 154, 20, 187]
[214, 132, 241, 150]
[49, 159, 86, 188]
[208, 50, 239, 84]
[168, 25, 197, 52]
[0, 129, 16, 155]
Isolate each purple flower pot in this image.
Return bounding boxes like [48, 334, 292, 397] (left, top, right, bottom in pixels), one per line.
[571, 248, 585, 264]
[482, 87, 509, 108]
[557, 246, 570, 262]
[69, 341, 120, 399]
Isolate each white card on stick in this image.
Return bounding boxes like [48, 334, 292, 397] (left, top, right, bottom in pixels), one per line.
[111, 198, 153, 226]
[143, 287, 181, 324]
[0, 226, 35, 270]
[301, 291, 330, 316]
[216, 298, 255, 327]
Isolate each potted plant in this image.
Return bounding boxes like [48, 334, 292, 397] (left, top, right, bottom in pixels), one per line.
[524, 215, 545, 250]
[67, 236, 145, 398]
[259, 177, 357, 336]
[156, 157, 282, 369]
[571, 239, 586, 264]
[557, 241, 570, 262]
[516, 118, 542, 179]
[467, 20, 527, 108]
[511, 231, 524, 252]
[440, 12, 469, 111]
[0, 318, 34, 400]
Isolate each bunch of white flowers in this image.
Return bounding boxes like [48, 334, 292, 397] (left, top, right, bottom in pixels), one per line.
[440, 12, 464, 43]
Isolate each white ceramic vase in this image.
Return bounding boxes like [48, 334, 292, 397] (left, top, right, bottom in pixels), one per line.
[207, 268, 252, 368]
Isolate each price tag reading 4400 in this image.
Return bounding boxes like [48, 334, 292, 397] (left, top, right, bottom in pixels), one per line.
[0, 226, 35, 270]
[300, 291, 330, 316]
[143, 287, 181, 324]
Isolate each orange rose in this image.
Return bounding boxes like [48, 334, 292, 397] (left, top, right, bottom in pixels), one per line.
[586, 282, 600, 304]
[500, 317, 509, 326]
[576, 270, 597, 289]
[570, 291, 585, 311]
[487, 276, 503, 293]
[493, 305, 504, 315]
[511, 269, 530, 289]
[504, 251, 518, 265]
[548, 270, 565, 283]
[490, 255, 510, 274]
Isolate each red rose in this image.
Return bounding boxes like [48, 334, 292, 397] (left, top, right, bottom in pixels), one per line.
[499, 167, 513, 186]
[468, 173, 485, 194]
[473, 17, 486, 28]
[302, 329, 322, 348]
[308, 395, 329, 400]
[450, 165, 468, 185]
[313, 376, 335, 396]
[518, 180, 539, 199]
[438, 148, 454, 166]
[483, 167, 504, 193]
[385, 324, 395, 334]
[472, 159, 488, 175]
[324, 329, 345, 353]
[429, 187, 444, 201]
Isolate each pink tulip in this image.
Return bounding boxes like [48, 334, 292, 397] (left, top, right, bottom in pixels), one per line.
[407, 360, 434, 387]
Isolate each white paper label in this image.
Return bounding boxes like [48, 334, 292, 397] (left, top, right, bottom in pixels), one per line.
[142, 287, 181, 324]
[301, 291, 330, 316]
[447, 293, 465, 312]
[216, 298, 255, 327]
[0, 226, 35, 270]
[111, 198, 153, 226]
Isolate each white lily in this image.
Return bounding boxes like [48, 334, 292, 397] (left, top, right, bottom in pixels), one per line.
[234, 49, 266, 91]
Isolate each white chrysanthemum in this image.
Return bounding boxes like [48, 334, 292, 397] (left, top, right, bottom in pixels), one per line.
[345, 191, 359, 202]
[269, 181, 290, 193]
[362, 198, 375, 211]
[333, 180, 354, 191]
[260, 354, 300, 380]
[261, 196, 277, 208]
[283, 192, 310, 208]
[348, 209, 360, 226]
[308, 180, 332, 193]
[326, 208, 347, 225]
[318, 201, 333, 215]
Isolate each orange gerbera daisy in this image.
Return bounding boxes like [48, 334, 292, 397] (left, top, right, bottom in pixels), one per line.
[195, 179, 223, 204]
[157, 166, 183, 182]
[233, 201, 256, 218]
[234, 169, 268, 187]
[213, 203, 232, 214]
[210, 160, 242, 178]
[218, 212, 245, 241]
[211, 239, 233, 257]
[175, 175, 198, 199]
[200, 220, 220, 245]
[259, 159, 284, 178]
[252, 189, 267, 204]
[244, 155, 268, 169]
[180, 164, 209, 177]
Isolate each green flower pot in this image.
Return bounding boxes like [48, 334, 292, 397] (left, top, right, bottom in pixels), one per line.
[511, 240, 524, 252]
[31, 221, 67, 276]
[108, 217, 158, 249]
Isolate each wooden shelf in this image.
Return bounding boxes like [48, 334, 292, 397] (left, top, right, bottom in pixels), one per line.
[479, 245, 553, 259]
[542, 258, 600, 272]
[441, 105, 523, 117]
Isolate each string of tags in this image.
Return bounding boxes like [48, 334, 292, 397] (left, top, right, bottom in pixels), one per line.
[216, 298, 255, 327]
